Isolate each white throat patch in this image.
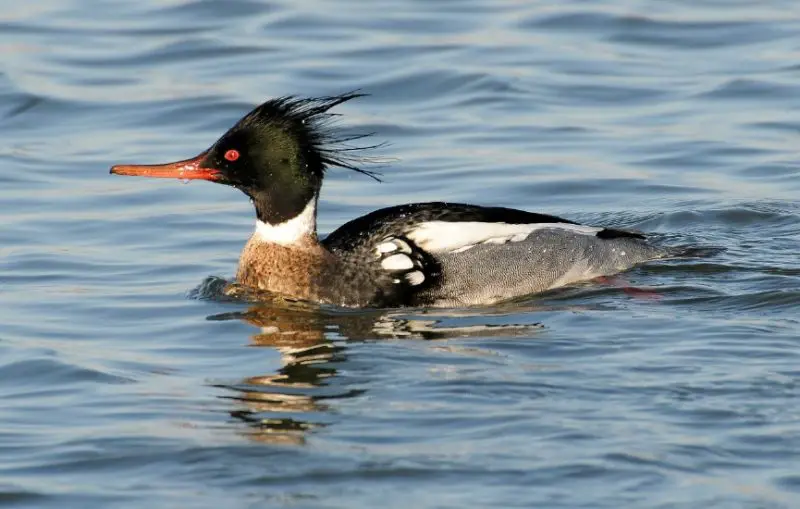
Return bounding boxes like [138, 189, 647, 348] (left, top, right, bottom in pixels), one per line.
[254, 200, 316, 245]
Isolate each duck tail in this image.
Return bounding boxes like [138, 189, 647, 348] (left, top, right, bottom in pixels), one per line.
[663, 245, 726, 259]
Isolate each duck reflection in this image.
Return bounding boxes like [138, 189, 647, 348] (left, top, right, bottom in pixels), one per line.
[207, 286, 547, 444]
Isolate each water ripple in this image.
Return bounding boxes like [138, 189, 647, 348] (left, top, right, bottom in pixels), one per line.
[1, 0, 799, 508]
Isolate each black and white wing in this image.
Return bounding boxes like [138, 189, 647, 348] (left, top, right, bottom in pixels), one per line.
[323, 202, 652, 305]
[324, 202, 643, 251]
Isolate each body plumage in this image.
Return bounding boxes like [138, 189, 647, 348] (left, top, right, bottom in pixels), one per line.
[111, 94, 679, 308]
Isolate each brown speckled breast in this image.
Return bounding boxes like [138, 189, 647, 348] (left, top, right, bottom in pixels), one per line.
[236, 234, 330, 301]
[235, 234, 388, 307]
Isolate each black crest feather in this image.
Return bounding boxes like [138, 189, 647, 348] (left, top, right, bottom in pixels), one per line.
[239, 92, 385, 181]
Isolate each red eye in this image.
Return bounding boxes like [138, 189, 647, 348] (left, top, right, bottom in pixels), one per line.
[224, 149, 239, 162]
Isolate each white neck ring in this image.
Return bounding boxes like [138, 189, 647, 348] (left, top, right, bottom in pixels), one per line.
[254, 199, 316, 245]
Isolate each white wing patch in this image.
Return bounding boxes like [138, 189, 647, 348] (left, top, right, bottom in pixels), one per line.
[405, 270, 425, 286]
[406, 221, 602, 254]
[374, 237, 427, 286]
[381, 254, 414, 271]
[376, 242, 398, 254]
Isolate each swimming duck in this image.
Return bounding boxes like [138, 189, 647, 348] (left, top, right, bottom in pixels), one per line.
[111, 93, 674, 308]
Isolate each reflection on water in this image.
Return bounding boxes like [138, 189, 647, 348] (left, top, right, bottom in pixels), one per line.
[209, 303, 340, 445]
[3, 0, 800, 505]
[207, 295, 546, 444]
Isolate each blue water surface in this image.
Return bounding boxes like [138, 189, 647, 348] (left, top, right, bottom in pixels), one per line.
[1, 1, 799, 507]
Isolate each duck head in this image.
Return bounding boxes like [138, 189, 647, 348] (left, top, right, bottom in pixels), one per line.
[110, 93, 379, 227]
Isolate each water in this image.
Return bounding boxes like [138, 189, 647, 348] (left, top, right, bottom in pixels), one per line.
[1, 0, 799, 507]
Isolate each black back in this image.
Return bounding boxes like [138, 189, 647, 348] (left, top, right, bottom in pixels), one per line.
[323, 202, 581, 251]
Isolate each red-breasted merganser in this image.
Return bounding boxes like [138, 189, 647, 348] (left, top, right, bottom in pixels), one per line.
[111, 93, 675, 308]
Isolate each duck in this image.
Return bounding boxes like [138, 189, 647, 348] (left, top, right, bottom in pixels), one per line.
[111, 92, 677, 308]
